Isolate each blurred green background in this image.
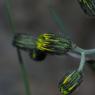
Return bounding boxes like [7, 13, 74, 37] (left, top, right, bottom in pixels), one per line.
[0, 0, 95, 95]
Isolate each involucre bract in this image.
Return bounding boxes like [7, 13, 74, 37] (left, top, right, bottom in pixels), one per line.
[78, 0, 95, 16]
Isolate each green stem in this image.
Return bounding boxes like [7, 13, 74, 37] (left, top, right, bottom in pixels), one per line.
[78, 52, 86, 72]
[17, 48, 31, 95]
[72, 46, 85, 54]
[48, 0, 69, 36]
[5, 0, 31, 94]
[68, 47, 95, 72]
[5, 0, 16, 33]
[72, 46, 95, 55]
[85, 49, 95, 54]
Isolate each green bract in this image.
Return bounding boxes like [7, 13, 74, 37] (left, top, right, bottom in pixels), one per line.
[59, 71, 83, 95]
[13, 33, 36, 50]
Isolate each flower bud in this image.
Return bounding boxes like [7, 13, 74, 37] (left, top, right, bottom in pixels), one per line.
[78, 0, 95, 16]
[13, 33, 35, 51]
[59, 71, 83, 95]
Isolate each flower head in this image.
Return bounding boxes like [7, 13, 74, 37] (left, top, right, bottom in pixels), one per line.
[36, 33, 72, 55]
[59, 71, 83, 95]
[78, 0, 95, 16]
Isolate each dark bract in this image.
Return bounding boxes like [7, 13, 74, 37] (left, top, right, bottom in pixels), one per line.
[30, 49, 47, 61]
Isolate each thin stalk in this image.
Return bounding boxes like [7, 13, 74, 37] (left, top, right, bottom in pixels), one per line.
[85, 49, 95, 54]
[48, 0, 69, 36]
[72, 46, 85, 54]
[78, 52, 86, 72]
[72, 46, 95, 55]
[5, 0, 31, 95]
[17, 48, 31, 95]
